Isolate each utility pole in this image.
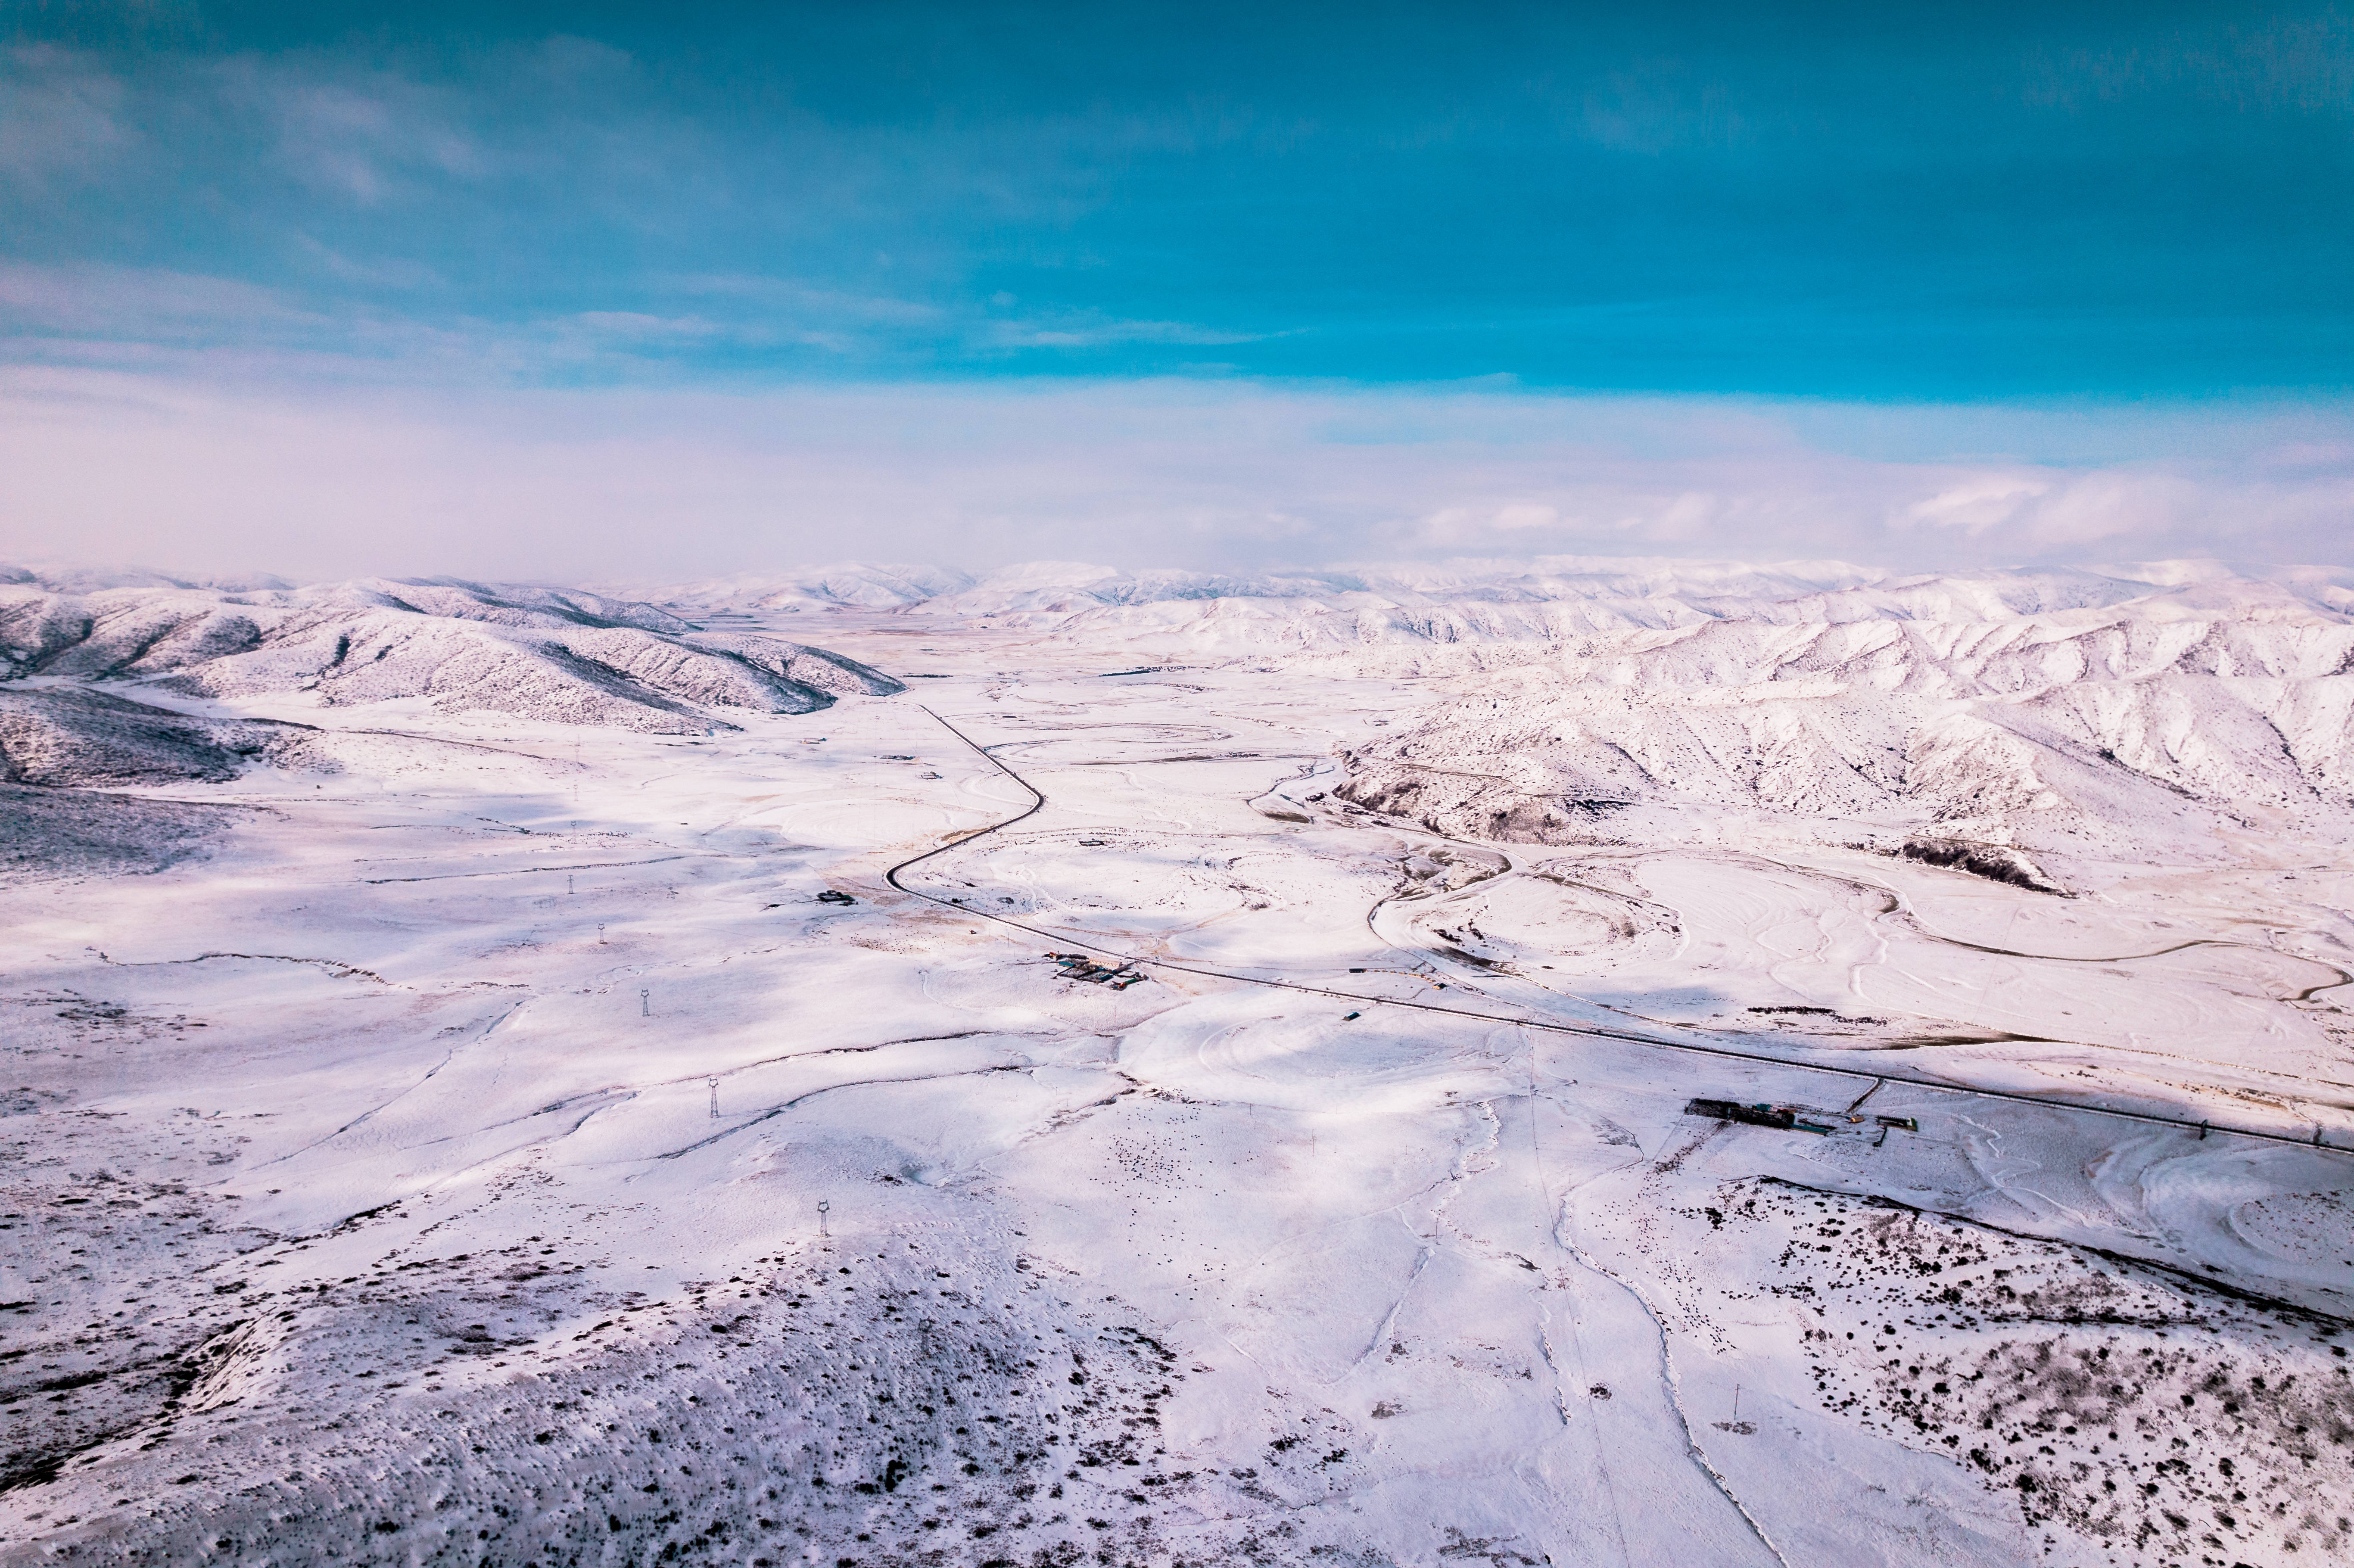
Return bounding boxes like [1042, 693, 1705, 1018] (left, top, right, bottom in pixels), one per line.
[707, 1078, 719, 1119]
[817, 1200, 830, 1238]
[639, 989, 650, 1017]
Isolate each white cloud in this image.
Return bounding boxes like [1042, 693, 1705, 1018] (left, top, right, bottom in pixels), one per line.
[1899, 476, 2050, 534]
[2027, 471, 2200, 545]
[3, 368, 2348, 583]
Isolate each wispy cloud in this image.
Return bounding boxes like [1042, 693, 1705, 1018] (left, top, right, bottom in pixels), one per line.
[10, 13, 2346, 396]
[0, 46, 130, 187]
[213, 56, 489, 205]
[973, 310, 1267, 351]
[1580, 63, 1754, 156]
[0, 258, 1264, 379]
[0, 262, 319, 340]
[2021, 11, 2354, 117]
[290, 233, 442, 290]
[1898, 476, 2053, 536]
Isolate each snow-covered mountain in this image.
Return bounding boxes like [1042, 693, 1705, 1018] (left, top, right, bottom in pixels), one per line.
[638, 555, 2354, 660]
[1342, 607, 2354, 871]
[638, 554, 2354, 616]
[1265, 568, 2352, 881]
[16, 557, 2354, 877]
[0, 573, 901, 740]
[636, 557, 2354, 875]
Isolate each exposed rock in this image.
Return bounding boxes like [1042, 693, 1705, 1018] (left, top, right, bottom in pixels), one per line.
[1898, 837, 2067, 895]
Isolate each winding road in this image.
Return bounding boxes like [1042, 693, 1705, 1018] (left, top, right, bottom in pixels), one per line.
[885, 706, 2353, 1160]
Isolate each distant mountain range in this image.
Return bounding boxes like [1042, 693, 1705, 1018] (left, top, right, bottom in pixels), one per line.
[623, 555, 2354, 627]
[9, 557, 2352, 880]
[640, 556, 2354, 877]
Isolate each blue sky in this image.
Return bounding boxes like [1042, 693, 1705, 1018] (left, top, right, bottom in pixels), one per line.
[3, 3, 2351, 576]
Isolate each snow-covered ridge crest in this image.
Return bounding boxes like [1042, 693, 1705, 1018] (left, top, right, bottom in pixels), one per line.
[599, 554, 2354, 877]
[0, 572, 902, 737]
[623, 557, 2354, 655]
[1340, 603, 2354, 874]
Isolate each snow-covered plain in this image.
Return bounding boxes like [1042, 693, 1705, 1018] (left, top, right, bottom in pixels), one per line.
[3, 560, 2351, 1568]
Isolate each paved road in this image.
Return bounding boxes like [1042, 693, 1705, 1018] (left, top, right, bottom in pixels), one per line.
[885, 706, 2352, 1160]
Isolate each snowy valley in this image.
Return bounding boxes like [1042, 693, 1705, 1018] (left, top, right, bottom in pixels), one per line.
[2, 557, 2350, 1568]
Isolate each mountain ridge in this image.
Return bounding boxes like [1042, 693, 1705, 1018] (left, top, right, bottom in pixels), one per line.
[0, 575, 903, 744]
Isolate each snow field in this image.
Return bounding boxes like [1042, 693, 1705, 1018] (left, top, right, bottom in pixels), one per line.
[3, 589, 2350, 1568]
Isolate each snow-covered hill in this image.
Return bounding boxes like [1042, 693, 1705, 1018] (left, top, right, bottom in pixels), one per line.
[640, 553, 2352, 617]
[638, 556, 2354, 668]
[636, 556, 2354, 876]
[1332, 578, 2354, 876]
[19, 557, 2351, 873]
[9, 554, 2353, 1568]
[0, 573, 903, 740]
